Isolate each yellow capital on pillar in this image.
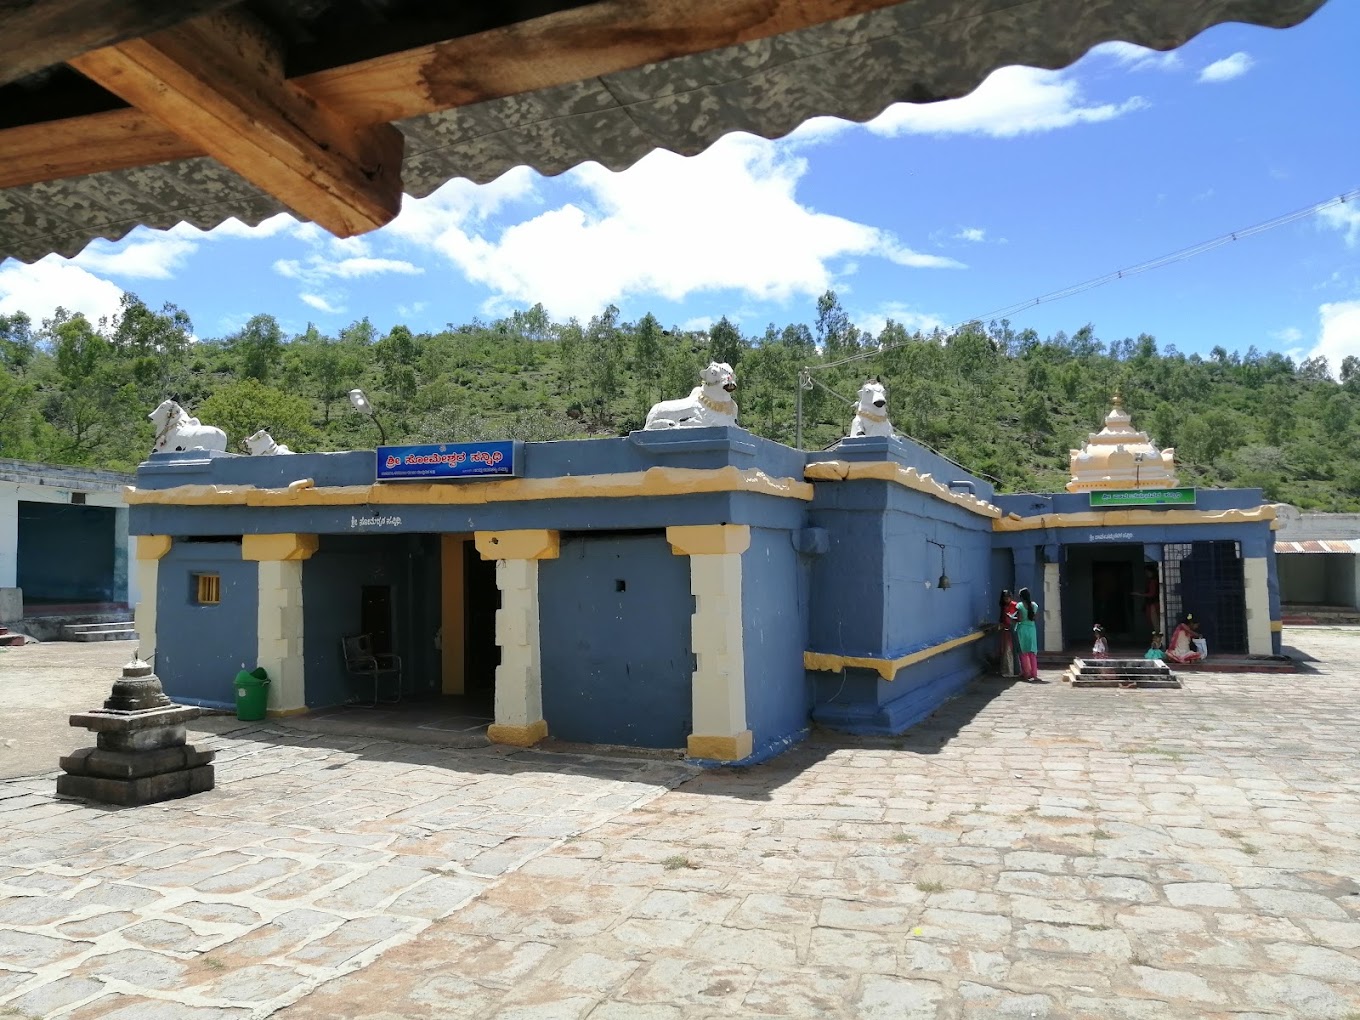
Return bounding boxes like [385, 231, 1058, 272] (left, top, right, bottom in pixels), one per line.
[242, 533, 319, 561]
[474, 529, 560, 561]
[136, 534, 172, 560]
[667, 524, 751, 557]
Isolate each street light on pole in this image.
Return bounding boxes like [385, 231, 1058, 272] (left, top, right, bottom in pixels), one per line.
[348, 388, 388, 445]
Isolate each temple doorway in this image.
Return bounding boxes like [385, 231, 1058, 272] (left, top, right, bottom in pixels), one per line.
[1062, 543, 1150, 648]
[439, 536, 499, 712]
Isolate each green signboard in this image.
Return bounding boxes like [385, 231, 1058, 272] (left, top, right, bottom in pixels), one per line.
[1089, 488, 1197, 508]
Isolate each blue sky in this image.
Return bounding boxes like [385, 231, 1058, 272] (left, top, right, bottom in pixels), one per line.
[2, 1, 1357, 368]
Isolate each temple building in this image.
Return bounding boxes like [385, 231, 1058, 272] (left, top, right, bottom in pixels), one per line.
[1067, 396, 1177, 492]
[126, 405, 1282, 765]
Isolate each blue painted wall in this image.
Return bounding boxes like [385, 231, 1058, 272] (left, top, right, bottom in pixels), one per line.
[539, 531, 693, 747]
[17, 502, 115, 601]
[740, 526, 812, 759]
[301, 533, 441, 708]
[155, 539, 257, 707]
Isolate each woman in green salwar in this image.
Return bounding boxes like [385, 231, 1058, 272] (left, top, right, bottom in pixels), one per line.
[1010, 587, 1040, 681]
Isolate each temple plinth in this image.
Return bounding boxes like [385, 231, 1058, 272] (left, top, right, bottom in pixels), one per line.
[57, 657, 215, 806]
[1067, 396, 1177, 492]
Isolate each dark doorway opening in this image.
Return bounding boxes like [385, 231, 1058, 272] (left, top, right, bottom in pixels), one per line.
[360, 585, 394, 654]
[17, 501, 117, 605]
[1091, 559, 1134, 640]
[464, 549, 499, 705]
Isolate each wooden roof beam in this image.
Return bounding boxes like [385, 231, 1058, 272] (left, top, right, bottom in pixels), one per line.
[0, 0, 243, 86]
[1, 0, 905, 196]
[68, 10, 404, 237]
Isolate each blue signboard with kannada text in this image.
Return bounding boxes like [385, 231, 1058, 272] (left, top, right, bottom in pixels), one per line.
[376, 440, 522, 481]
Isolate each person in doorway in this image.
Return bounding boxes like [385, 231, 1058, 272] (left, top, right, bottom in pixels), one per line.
[1133, 564, 1160, 633]
[1092, 624, 1109, 659]
[1166, 614, 1204, 664]
[997, 589, 1019, 677]
[1010, 587, 1042, 682]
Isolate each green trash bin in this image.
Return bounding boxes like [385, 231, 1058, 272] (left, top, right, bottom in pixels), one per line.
[234, 667, 270, 721]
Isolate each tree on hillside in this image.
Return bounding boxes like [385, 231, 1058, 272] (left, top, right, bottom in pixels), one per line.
[198, 379, 318, 451]
[631, 312, 664, 415]
[231, 313, 284, 382]
[707, 316, 745, 368]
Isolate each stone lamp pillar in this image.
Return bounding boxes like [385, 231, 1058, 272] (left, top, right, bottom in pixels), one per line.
[56, 657, 215, 806]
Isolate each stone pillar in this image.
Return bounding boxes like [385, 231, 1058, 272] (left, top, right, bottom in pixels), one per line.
[1042, 560, 1064, 652]
[474, 530, 559, 747]
[242, 534, 318, 715]
[0, 487, 17, 590]
[134, 535, 172, 663]
[1243, 556, 1273, 656]
[113, 506, 130, 605]
[667, 525, 752, 762]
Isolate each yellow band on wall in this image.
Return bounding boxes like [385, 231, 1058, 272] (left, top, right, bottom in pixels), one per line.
[805, 460, 1001, 518]
[487, 720, 548, 747]
[993, 505, 1277, 532]
[687, 730, 753, 762]
[242, 533, 319, 561]
[474, 529, 560, 561]
[805, 630, 986, 681]
[1270, 620, 1283, 632]
[124, 465, 813, 508]
[667, 524, 751, 556]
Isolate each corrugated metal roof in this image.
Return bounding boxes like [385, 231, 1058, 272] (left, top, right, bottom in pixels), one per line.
[0, 0, 1329, 263]
[1275, 540, 1360, 554]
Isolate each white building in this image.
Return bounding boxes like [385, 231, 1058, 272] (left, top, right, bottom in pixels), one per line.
[1274, 506, 1360, 620]
[0, 459, 137, 632]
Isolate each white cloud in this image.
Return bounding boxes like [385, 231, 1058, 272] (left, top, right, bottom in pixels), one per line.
[209, 213, 297, 239]
[276, 255, 422, 282]
[300, 293, 343, 314]
[0, 257, 126, 328]
[397, 301, 427, 318]
[1307, 301, 1360, 372]
[955, 227, 987, 243]
[71, 229, 199, 280]
[1319, 201, 1360, 248]
[681, 315, 715, 332]
[1092, 41, 1181, 72]
[866, 65, 1148, 138]
[1271, 326, 1304, 344]
[394, 134, 960, 320]
[1198, 52, 1254, 84]
[856, 302, 949, 339]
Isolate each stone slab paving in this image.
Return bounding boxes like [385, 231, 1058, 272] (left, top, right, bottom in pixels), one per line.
[3, 631, 1360, 1019]
[274, 631, 1360, 1020]
[0, 723, 693, 1018]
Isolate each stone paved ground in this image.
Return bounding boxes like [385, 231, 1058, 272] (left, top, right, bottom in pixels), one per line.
[2, 631, 1360, 1018]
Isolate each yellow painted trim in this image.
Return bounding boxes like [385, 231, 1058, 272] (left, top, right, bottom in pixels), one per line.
[475, 529, 560, 561]
[687, 730, 754, 761]
[136, 534, 172, 560]
[805, 630, 986, 681]
[266, 706, 310, 718]
[667, 524, 752, 557]
[992, 505, 1277, 533]
[487, 719, 548, 747]
[805, 460, 1002, 519]
[123, 466, 814, 508]
[441, 535, 467, 695]
[242, 533, 319, 561]
[1271, 620, 1283, 632]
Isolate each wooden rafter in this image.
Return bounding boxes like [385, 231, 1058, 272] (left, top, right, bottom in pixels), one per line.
[67, 10, 404, 237]
[0, 0, 243, 86]
[0, 0, 904, 197]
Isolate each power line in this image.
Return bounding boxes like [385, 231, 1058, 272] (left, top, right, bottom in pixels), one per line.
[810, 187, 1359, 375]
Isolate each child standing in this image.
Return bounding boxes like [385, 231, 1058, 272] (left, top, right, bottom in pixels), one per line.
[1092, 624, 1109, 658]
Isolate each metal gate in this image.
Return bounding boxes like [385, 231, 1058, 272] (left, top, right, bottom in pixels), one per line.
[1162, 541, 1247, 654]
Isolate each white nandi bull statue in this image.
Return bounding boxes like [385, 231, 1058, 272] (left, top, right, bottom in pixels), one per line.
[645, 361, 738, 430]
[148, 400, 228, 455]
[849, 378, 895, 438]
[243, 429, 294, 456]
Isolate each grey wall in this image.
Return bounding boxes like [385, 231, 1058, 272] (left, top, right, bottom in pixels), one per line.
[1278, 553, 1359, 608]
[155, 539, 257, 707]
[17, 502, 115, 602]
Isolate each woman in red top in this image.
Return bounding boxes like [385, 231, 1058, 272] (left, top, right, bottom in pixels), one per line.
[997, 589, 1018, 677]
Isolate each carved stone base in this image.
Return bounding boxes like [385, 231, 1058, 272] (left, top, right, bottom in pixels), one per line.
[56, 764, 214, 807]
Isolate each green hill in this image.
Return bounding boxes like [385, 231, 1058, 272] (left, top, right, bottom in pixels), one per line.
[4, 291, 1357, 509]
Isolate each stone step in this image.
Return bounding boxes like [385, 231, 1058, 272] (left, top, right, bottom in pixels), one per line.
[62, 621, 138, 642]
[0, 633, 26, 647]
[1061, 657, 1182, 689]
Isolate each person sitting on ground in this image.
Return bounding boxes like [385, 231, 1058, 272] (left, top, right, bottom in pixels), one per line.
[1145, 631, 1165, 661]
[1092, 624, 1109, 659]
[1165, 615, 1204, 664]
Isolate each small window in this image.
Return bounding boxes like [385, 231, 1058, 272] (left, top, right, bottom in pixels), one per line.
[195, 574, 221, 605]
[71, 492, 87, 505]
